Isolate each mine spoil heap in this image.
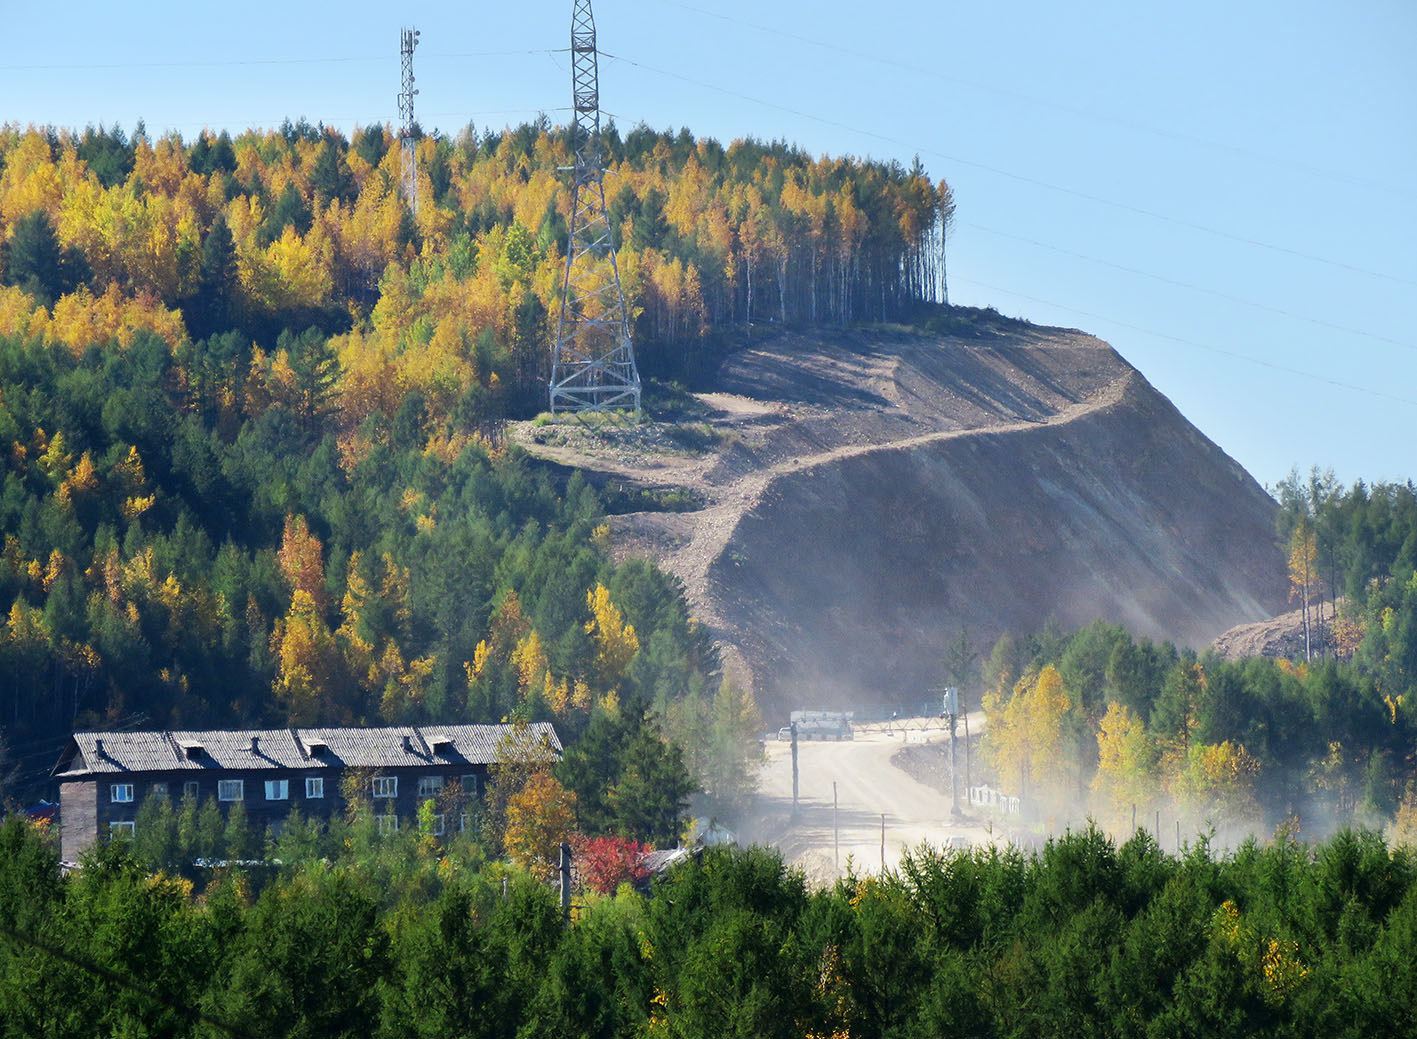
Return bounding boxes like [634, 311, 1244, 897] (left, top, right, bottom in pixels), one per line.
[514, 322, 1287, 718]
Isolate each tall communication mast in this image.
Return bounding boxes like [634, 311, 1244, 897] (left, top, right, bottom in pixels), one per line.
[398, 26, 421, 214]
[550, 0, 641, 417]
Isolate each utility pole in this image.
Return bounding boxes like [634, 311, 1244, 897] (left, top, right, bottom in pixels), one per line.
[944, 686, 960, 818]
[398, 27, 421, 215]
[833, 780, 839, 873]
[963, 700, 971, 791]
[550, 0, 641, 417]
[559, 842, 572, 928]
[790, 722, 799, 813]
[880, 813, 886, 873]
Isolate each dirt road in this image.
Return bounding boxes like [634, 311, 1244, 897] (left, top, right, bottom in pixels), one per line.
[736, 717, 1002, 883]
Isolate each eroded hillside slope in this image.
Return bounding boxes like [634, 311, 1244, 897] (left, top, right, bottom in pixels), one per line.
[512, 322, 1287, 716]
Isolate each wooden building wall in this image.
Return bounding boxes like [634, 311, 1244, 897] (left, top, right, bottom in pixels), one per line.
[59, 781, 97, 863]
[61, 763, 491, 851]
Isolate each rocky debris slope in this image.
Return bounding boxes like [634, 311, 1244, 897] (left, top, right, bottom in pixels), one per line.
[511, 322, 1288, 717]
[1210, 600, 1345, 660]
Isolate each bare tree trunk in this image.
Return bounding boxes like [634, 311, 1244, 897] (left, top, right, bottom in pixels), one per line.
[1302, 552, 1312, 662]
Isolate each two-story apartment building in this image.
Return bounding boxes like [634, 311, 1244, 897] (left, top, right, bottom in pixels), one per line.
[52, 722, 561, 863]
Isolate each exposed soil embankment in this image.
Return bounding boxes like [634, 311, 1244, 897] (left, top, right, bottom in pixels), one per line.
[510, 323, 1288, 718]
[1210, 599, 1347, 660]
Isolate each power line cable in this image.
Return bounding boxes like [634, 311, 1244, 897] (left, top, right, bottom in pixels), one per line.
[0, 923, 254, 1038]
[959, 221, 1417, 352]
[0, 49, 557, 72]
[26, 109, 568, 138]
[952, 276, 1417, 409]
[666, 1, 1410, 199]
[597, 51, 1417, 289]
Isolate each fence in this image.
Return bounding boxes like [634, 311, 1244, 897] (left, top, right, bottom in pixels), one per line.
[968, 785, 1021, 817]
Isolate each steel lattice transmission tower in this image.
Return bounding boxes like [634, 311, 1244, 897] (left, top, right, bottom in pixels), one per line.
[550, 0, 641, 417]
[398, 27, 421, 215]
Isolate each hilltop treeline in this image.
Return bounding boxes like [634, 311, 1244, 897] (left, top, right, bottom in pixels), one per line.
[3, 817, 1416, 1037]
[0, 119, 953, 403]
[975, 473, 1417, 840]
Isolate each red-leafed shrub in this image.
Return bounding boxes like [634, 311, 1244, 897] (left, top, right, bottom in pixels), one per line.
[574, 834, 650, 894]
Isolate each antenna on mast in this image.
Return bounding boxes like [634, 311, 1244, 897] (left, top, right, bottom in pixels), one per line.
[399, 26, 421, 214]
[550, 0, 641, 418]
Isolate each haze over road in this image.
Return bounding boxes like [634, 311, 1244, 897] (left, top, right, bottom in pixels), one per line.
[738, 717, 1000, 882]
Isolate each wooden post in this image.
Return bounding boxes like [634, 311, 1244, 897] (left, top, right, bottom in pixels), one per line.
[559, 842, 572, 928]
[880, 813, 886, 873]
[833, 781, 839, 873]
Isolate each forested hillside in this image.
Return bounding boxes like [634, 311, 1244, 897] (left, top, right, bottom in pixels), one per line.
[974, 472, 1417, 842]
[0, 117, 952, 805]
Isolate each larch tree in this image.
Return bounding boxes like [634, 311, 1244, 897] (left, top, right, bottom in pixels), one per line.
[984, 664, 1072, 810]
[1289, 520, 1319, 662]
[1092, 701, 1159, 828]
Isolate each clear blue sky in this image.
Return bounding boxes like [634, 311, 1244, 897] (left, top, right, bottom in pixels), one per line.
[4, 0, 1414, 491]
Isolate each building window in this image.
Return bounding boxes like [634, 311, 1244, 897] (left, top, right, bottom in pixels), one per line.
[375, 814, 398, 835]
[183, 781, 200, 800]
[218, 779, 244, 802]
[460, 774, 479, 797]
[372, 776, 398, 799]
[418, 775, 444, 798]
[110, 783, 134, 803]
[432, 814, 445, 836]
[459, 813, 469, 832]
[264, 779, 289, 801]
[306, 776, 324, 799]
[109, 821, 135, 838]
[150, 782, 168, 799]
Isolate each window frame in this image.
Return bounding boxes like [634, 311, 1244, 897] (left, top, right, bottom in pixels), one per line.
[417, 775, 444, 798]
[374, 814, 398, 835]
[110, 783, 134, 803]
[217, 779, 244, 802]
[371, 775, 398, 799]
[460, 774, 479, 797]
[264, 779, 289, 801]
[109, 820, 135, 837]
[183, 781, 200, 800]
[305, 776, 324, 799]
[150, 782, 168, 799]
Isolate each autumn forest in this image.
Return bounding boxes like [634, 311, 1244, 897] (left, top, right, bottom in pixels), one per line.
[0, 117, 951, 809]
[2, 107, 1417, 1036]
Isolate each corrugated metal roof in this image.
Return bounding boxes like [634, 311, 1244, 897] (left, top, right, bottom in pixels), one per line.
[57, 723, 561, 777]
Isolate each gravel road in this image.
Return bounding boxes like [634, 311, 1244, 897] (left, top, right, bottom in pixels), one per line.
[736, 716, 1002, 883]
